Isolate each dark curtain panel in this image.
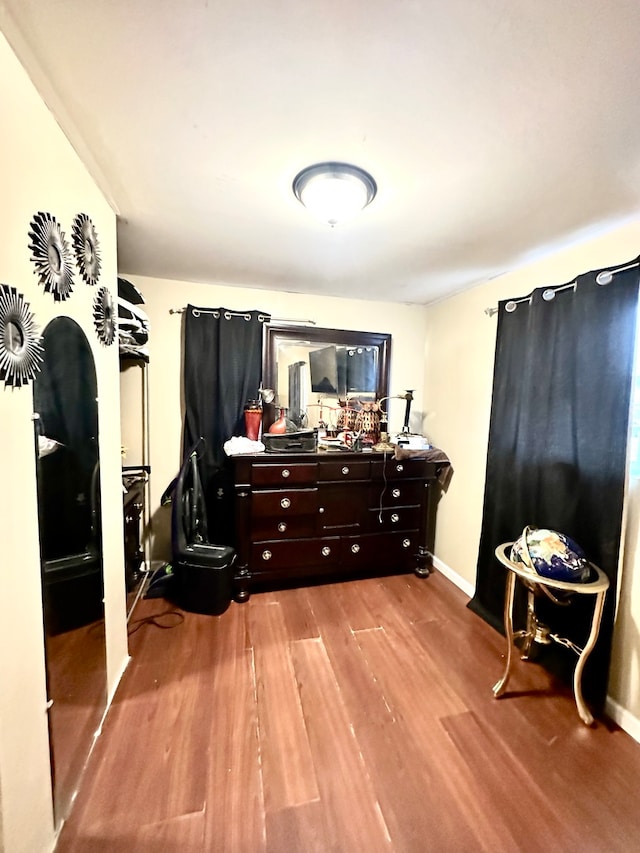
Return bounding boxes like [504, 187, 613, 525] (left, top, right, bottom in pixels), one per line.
[183, 307, 269, 543]
[469, 262, 639, 713]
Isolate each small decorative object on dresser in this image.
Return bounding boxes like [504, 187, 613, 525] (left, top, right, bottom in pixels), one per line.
[244, 399, 263, 441]
[232, 449, 445, 601]
[268, 406, 287, 434]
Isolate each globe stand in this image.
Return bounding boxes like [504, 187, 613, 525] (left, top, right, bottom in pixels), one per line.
[492, 542, 610, 726]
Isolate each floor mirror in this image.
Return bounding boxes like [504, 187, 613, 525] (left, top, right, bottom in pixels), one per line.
[33, 316, 107, 827]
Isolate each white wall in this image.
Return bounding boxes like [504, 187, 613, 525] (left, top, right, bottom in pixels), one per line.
[424, 219, 640, 734]
[0, 31, 128, 853]
[120, 275, 429, 560]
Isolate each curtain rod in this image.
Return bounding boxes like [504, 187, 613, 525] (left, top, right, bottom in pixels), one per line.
[169, 306, 316, 325]
[484, 260, 640, 317]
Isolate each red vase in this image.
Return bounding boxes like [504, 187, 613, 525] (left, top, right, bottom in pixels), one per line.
[244, 400, 262, 441]
[268, 407, 287, 434]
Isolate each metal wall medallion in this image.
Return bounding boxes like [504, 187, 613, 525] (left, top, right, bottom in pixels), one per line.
[93, 286, 116, 345]
[0, 283, 44, 387]
[28, 211, 74, 301]
[72, 213, 101, 286]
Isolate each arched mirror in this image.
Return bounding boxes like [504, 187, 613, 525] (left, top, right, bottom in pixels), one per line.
[33, 316, 107, 827]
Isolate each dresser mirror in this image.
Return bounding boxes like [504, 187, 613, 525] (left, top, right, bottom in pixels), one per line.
[264, 324, 391, 429]
[33, 316, 107, 827]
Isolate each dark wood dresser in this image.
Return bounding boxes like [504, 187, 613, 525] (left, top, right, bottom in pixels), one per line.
[232, 450, 441, 600]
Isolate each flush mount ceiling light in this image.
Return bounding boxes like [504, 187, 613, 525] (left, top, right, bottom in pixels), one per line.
[293, 162, 377, 227]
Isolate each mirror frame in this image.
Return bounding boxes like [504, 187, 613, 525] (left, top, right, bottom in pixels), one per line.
[264, 323, 391, 407]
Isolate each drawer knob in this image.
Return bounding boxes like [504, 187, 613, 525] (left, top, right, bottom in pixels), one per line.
[351, 543, 360, 554]
[392, 488, 401, 498]
[402, 538, 411, 548]
[341, 466, 350, 475]
[262, 550, 272, 560]
[396, 463, 404, 473]
[391, 513, 400, 523]
[321, 546, 331, 557]
[280, 497, 291, 509]
[281, 468, 290, 478]
[278, 522, 287, 533]
[318, 507, 325, 514]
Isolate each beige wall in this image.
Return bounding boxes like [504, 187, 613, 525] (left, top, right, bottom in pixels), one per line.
[121, 275, 429, 560]
[0, 32, 128, 853]
[424, 219, 640, 732]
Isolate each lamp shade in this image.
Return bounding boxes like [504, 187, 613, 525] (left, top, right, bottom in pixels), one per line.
[293, 162, 377, 226]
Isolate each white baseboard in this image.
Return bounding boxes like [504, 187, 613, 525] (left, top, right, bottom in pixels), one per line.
[106, 654, 131, 712]
[432, 555, 640, 746]
[95, 654, 132, 739]
[605, 696, 640, 745]
[431, 554, 475, 599]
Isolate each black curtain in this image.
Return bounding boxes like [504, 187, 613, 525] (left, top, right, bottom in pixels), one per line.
[182, 307, 269, 544]
[35, 317, 100, 560]
[469, 261, 639, 713]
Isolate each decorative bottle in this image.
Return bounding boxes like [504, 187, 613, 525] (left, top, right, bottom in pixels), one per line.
[268, 407, 287, 434]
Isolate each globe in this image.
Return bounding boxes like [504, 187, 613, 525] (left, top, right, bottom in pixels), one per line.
[510, 526, 591, 583]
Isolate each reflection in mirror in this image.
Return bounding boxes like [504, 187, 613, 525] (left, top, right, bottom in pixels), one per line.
[5, 319, 24, 352]
[265, 325, 391, 430]
[33, 316, 107, 827]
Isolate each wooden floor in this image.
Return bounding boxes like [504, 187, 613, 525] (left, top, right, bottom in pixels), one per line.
[56, 571, 640, 852]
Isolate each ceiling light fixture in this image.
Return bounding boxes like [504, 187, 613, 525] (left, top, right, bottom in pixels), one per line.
[292, 162, 377, 227]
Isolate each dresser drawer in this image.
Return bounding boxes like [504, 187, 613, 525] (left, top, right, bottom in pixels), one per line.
[318, 459, 371, 482]
[371, 458, 435, 480]
[366, 505, 422, 532]
[250, 515, 318, 541]
[342, 531, 421, 571]
[251, 537, 341, 570]
[251, 488, 318, 518]
[251, 463, 317, 487]
[369, 480, 424, 508]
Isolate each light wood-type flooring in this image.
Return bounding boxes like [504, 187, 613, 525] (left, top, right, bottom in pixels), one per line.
[56, 571, 640, 852]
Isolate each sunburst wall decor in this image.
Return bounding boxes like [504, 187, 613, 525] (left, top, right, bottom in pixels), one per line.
[28, 211, 75, 301]
[0, 283, 44, 388]
[93, 286, 116, 345]
[72, 213, 101, 286]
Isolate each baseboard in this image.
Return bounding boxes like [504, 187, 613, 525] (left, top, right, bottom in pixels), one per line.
[105, 654, 132, 716]
[605, 695, 640, 745]
[431, 554, 475, 599]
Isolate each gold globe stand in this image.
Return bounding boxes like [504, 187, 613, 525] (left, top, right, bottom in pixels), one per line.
[492, 542, 610, 725]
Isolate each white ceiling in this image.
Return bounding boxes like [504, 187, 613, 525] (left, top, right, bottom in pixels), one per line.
[3, 0, 640, 305]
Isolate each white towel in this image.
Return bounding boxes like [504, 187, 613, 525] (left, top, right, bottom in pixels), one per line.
[223, 436, 265, 456]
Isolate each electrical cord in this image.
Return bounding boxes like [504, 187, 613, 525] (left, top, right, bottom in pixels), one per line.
[377, 449, 389, 524]
[128, 609, 184, 636]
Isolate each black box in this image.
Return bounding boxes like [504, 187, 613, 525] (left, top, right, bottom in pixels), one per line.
[263, 430, 317, 453]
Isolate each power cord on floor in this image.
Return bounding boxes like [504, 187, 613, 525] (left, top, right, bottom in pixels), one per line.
[127, 609, 184, 636]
